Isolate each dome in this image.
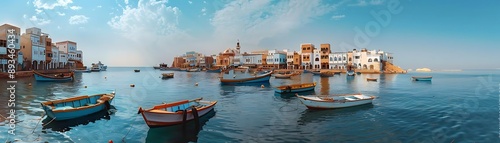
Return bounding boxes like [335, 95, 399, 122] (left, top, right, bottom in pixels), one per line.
[223, 48, 236, 54]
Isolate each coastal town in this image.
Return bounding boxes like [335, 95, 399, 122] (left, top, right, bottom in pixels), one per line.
[0, 24, 86, 78]
[167, 40, 406, 74]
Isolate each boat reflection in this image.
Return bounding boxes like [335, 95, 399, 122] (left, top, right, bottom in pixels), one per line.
[145, 109, 216, 143]
[297, 104, 373, 126]
[41, 106, 115, 132]
[274, 90, 316, 100]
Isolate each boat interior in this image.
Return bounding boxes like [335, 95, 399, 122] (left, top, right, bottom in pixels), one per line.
[45, 94, 112, 110]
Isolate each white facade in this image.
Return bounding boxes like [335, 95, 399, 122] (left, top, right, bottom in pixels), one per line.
[329, 52, 347, 69]
[312, 49, 321, 69]
[30, 35, 45, 62]
[266, 50, 286, 65]
[59, 51, 68, 68]
[75, 50, 83, 62]
[51, 46, 59, 68]
[242, 53, 263, 65]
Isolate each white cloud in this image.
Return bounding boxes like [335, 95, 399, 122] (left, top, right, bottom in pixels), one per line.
[23, 14, 27, 19]
[97, 5, 102, 8]
[188, 1, 192, 4]
[33, 0, 73, 10]
[70, 6, 82, 10]
[108, 0, 183, 39]
[35, 9, 43, 14]
[201, 7, 206, 15]
[69, 15, 89, 24]
[29, 15, 51, 25]
[203, 1, 206, 4]
[57, 12, 66, 16]
[57, 26, 61, 29]
[211, 0, 335, 45]
[125, 0, 129, 5]
[331, 14, 345, 20]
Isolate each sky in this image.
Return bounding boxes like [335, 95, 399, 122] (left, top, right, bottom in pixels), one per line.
[1, 0, 499, 70]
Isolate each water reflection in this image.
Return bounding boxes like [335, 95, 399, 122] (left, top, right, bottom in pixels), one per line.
[297, 104, 374, 125]
[319, 77, 330, 95]
[145, 109, 216, 143]
[41, 106, 115, 132]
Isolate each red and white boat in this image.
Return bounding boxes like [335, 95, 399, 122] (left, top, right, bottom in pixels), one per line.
[138, 98, 217, 127]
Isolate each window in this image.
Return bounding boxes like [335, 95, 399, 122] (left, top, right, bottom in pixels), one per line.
[0, 40, 6, 47]
[343, 56, 346, 61]
[330, 57, 333, 61]
[368, 58, 372, 62]
[355, 56, 360, 59]
[349, 57, 352, 61]
[334, 57, 337, 61]
[374, 58, 379, 62]
[315, 58, 319, 61]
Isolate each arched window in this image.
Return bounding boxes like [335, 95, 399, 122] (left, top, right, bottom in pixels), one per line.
[368, 58, 372, 62]
[374, 58, 379, 62]
[315, 58, 319, 61]
[334, 57, 337, 61]
[349, 57, 352, 61]
[330, 57, 333, 61]
[343, 56, 346, 61]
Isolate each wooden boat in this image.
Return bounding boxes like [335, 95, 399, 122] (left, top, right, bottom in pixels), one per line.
[206, 68, 221, 73]
[33, 71, 74, 81]
[73, 68, 91, 73]
[320, 71, 334, 77]
[366, 78, 377, 82]
[134, 69, 141, 72]
[311, 71, 321, 75]
[220, 70, 273, 84]
[296, 93, 375, 109]
[412, 76, 432, 81]
[187, 68, 201, 72]
[274, 82, 316, 93]
[137, 97, 217, 127]
[162, 73, 174, 79]
[274, 73, 292, 79]
[41, 92, 115, 120]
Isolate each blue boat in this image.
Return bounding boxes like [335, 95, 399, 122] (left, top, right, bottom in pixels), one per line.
[206, 68, 221, 73]
[41, 92, 115, 121]
[33, 71, 74, 81]
[220, 69, 273, 85]
[412, 76, 432, 81]
[274, 82, 316, 93]
[347, 70, 355, 76]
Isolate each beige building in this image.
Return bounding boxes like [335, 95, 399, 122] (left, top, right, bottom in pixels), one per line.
[300, 43, 314, 69]
[319, 43, 331, 69]
[0, 24, 22, 72]
[20, 27, 46, 70]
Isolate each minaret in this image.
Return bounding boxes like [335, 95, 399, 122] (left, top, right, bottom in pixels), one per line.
[236, 39, 240, 54]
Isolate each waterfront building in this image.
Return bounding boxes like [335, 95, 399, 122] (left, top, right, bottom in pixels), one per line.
[41, 33, 52, 69]
[300, 43, 314, 70]
[265, 49, 286, 69]
[20, 27, 46, 70]
[216, 48, 236, 67]
[50, 44, 59, 69]
[319, 44, 331, 69]
[329, 52, 347, 69]
[58, 50, 68, 68]
[286, 50, 301, 69]
[241, 52, 263, 68]
[312, 49, 321, 69]
[0, 24, 22, 72]
[172, 56, 185, 68]
[56, 41, 83, 69]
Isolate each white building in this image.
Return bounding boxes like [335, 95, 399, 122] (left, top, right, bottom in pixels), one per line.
[56, 41, 78, 69]
[50, 45, 59, 69]
[329, 52, 347, 69]
[266, 49, 287, 69]
[242, 53, 263, 67]
[59, 51, 68, 68]
[312, 49, 321, 69]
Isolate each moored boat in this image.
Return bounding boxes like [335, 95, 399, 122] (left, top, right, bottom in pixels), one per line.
[73, 68, 91, 73]
[134, 69, 141, 72]
[206, 68, 221, 73]
[33, 71, 74, 81]
[366, 78, 377, 82]
[311, 71, 321, 75]
[162, 73, 174, 79]
[274, 82, 316, 93]
[220, 70, 273, 84]
[320, 71, 334, 77]
[41, 91, 115, 120]
[347, 70, 355, 76]
[187, 68, 201, 72]
[91, 61, 107, 72]
[296, 93, 375, 109]
[137, 98, 217, 127]
[412, 76, 432, 81]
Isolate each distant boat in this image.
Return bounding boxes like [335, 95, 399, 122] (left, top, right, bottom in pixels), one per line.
[220, 70, 273, 85]
[41, 91, 115, 120]
[412, 76, 432, 81]
[134, 69, 141, 72]
[320, 71, 334, 77]
[347, 70, 355, 76]
[296, 93, 376, 109]
[154, 63, 169, 69]
[356, 72, 362, 75]
[91, 61, 107, 72]
[137, 97, 217, 127]
[366, 78, 377, 82]
[33, 71, 74, 81]
[187, 68, 201, 72]
[160, 67, 181, 71]
[206, 68, 221, 73]
[162, 73, 174, 79]
[311, 71, 321, 76]
[274, 82, 316, 93]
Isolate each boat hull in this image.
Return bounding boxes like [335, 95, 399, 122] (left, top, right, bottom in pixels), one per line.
[141, 106, 215, 127]
[274, 86, 315, 93]
[220, 71, 273, 85]
[41, 93, 114, 120]
[297, 95, 374, 109]
[33, 72, 73, 82]
[412, 77, 432, 81]
[206, 69, 221, 73]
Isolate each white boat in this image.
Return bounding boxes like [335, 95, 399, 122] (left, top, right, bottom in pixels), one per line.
[91, 61, 107, 72]
[296, 93, 375, 109]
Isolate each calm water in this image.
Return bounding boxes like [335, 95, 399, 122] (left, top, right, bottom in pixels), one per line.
[0, 68, 499, 143]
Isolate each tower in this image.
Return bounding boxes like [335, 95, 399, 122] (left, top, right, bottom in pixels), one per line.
[236, 39, 240, 54]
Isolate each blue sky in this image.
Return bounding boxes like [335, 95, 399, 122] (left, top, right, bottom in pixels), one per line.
[1, 0, 499, 70]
